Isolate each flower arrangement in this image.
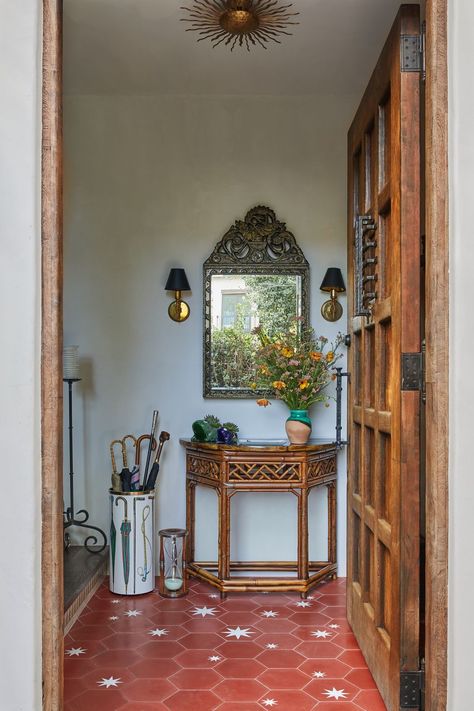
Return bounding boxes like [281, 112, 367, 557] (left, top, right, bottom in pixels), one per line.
[251, 322, 344, 410]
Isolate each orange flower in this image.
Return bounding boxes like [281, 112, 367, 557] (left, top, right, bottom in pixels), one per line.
[281, 347, 294, 358]
[256, 398, 271, 407]
[310, 351, 322, 361]
[273, 380, 286, 390]
[259, 365, 270, 375]
[250, 382, 257, 389]
[326, 351, 335, 363]
[299, 380, 309, 390]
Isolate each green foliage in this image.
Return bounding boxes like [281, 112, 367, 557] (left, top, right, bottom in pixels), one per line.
[222, 421, 239, 434]
[210, 326, 257, 389]
[204, 414, 222, 428]
[243, 275, 298, 336]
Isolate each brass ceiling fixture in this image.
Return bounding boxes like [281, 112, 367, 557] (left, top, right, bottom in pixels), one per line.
[181, 0, 299, 52]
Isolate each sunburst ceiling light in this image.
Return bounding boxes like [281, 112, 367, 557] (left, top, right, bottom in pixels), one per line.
[181, 0, 299, 52]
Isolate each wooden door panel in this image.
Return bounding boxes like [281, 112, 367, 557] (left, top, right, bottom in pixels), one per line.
[347, 5, 421, 710]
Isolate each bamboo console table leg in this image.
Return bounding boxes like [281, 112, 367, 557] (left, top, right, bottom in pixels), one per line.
[327, 481, 337, 578]
[186, 480, 196, 566]
[296, 489, 309, 597]
[218, 487, 231, 599]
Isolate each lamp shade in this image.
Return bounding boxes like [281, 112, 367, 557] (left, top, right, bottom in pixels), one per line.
[320, 268, 346, 293]
[165, 268, 191, 292]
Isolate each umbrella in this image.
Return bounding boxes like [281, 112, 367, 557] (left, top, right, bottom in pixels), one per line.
[115, 496, 131, 594]
[143, 431, 170, 491]
[142, 410, 159, 489]
[110, 439, 123, 492]
[120, 435, 137, 492]
[134, 433, 156, 491]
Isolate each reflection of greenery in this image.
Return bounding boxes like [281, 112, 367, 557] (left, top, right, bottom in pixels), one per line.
[211, 325, 257, 388]
[211, 275, 299, 389]
[243, 275, 298, 336]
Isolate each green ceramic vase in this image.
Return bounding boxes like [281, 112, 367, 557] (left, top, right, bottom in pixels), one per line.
[285, 409, 312, 444]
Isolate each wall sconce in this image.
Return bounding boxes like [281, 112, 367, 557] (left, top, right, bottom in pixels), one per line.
[165, 268, 191, 322]
[320, 268, 346, 322]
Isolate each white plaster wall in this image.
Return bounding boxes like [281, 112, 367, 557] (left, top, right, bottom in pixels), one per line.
[448, 1, 474, 708]
[0, 1, 41, 709]
[63, 94, 354, 573]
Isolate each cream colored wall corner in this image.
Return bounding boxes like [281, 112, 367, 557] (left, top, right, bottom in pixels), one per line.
[0, 1, 42, 709]
[63, 93, 355, 575]
[448, 1, 474, 709]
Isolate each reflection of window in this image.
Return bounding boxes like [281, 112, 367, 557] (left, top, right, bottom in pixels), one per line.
[221, 293, 251, 331]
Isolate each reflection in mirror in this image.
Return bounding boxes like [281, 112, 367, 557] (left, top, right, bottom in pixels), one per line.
[204, 206, 309, 398]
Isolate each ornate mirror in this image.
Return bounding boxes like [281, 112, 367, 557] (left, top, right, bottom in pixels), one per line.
[203, 206, 310, 398]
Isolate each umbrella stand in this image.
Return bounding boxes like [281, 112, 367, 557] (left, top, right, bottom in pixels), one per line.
[115, 495, 131, 594]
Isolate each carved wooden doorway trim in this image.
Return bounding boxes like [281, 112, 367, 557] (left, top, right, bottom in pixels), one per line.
[40, 1, 448, 709]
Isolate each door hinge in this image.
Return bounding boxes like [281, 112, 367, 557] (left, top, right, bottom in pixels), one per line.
[401, 27, 426, 80]
[401, 344, 426, 402]
[400, 669, 425, 708]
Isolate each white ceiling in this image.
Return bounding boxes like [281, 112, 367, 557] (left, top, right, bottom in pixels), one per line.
[64, 0, 410, 96]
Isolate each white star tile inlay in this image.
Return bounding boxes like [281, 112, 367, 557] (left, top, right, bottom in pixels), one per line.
[148, 628, 168, 637]
[261, 699, 278, 707]
[312, 671, 326, 678]
[110, 599, 120, 604]
[311, 629, 332, 639]
[124, 609, 142, 617]
[261, 610, 278, 618]
[208, 655, 222, 662]
[97, 676, 122, 688]
[296, 600, 312, 608]
[65, 647, 86, 657]
[224, 626, 254, 639]
[328, 623, 341, 629]
[323, 687, 349, 700]
[265, 643, 279, 649]
[109, 616, 119, 621]
[192, 606, 216, 617]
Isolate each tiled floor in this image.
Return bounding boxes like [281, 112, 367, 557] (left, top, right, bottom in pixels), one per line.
[64, 577, 388, 710]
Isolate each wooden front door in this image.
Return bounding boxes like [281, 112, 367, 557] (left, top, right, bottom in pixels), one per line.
[347, 5, 422, 710]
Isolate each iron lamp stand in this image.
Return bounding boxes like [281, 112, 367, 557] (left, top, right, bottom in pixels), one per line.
[63, 378, 107, 553]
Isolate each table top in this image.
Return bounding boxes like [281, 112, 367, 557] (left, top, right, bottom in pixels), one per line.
[180, 438, 336, 453]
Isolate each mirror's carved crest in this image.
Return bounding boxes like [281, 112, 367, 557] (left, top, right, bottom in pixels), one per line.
[205, 206, 309, 268]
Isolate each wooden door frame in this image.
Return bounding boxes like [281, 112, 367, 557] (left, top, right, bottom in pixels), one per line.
[40, 1, 448, 709]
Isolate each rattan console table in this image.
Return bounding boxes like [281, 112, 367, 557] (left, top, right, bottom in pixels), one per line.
[181, 438, 338, 598]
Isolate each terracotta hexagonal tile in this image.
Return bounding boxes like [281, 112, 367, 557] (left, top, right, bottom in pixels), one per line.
[214, 678, 268, 702]
[176, 649, 224, 668]
[64, 639, 107, 657]
[254, 618, 298, 634]
[220, 598, 258, 612]
[182, 618, 224, 633]
[255, 633, 300, 650]
[118, 703, 168, 711]
[219, 612, 260, 626]
[257, 649, 306, 669]
[129, 658, 181, 678]
[217, 641, 262, 658]
[295, 640, 343, 659]
[254, 605, 293, 619]
[163, 690, 220, 710]
[305, 676, 359, 702]
[332, 632, 359, 649]
[102, 632, 150, 650]
[90, 649, 142, 668]
[339, 649, 367, 667]
[74, 624, 115, 640]
[289, 611, 332, 626]
[63, 658, 97, 679]
[122, 677, 176, 702]
[355, 688, 388, 710]
[171, 668, 222, 690]
[179, 632, 224, 649]
[346, 667, 377, 689]
[217, 658, 266, 678]
[258, 667, 311, 689]
[149, 611, 192, 626]
[299, 658, 351, 678]
[316, 703, 365, 711]
[137, 640, 185, 659]
[258, 689, 315, 710]
[67, 689, 127, 711]
[63, 676, 86, 702]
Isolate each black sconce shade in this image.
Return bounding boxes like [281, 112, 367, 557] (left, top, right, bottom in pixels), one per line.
[165, 268, 191, 292]
[320, 268, 346, 293]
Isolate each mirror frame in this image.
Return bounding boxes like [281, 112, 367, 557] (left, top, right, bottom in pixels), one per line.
[203, 206, 310, 399]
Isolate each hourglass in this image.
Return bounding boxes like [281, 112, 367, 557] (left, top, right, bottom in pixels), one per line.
[158, 528, 188, 598]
